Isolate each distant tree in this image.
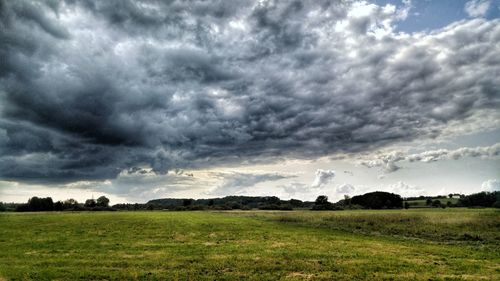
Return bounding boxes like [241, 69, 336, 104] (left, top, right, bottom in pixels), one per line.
[84, 199, 96, 208]
[265, 196, 281, 205]
[351, 192, 403, 209]
[230, 202, 242, 209]
[96, 196, 110, 207]
[208, 199, 215, 206]
[493, 201, 500, 208]
[312, 195, 334, 210]
[432, 200, 441, 208]
[426, 198, 433, 206]
[14, 197, 54, 212]
[0, 202, 5, 212]
[289, 199, 303, 208]
[459, 191, 498, 207]
[54, 201, 64, 211]
[446, 201, 453, 207]
[315, 195, 329, 205]
[448, 194, 453, 199]
[183, 199, 193, 207]
[344, 195, 351, 206]
[259, 204, 292, 210]
[63, 198, 79, 210]
[26, 197, 54, 211]
[404, 201, 410, 209]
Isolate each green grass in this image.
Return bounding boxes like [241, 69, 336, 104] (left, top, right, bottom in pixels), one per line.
[0, 209, 499, 280]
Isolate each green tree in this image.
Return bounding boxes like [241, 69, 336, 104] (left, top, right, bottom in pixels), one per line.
[312, 195, 334, 210]
[315, 195, 329, 205]
[84, 199, 96, 208]
[344, 195, 351, 206]
[432, 200, 441, 208]
[63, 198, 78, 209]
[96, 196, 110, 207]
[26, 197, 54, 211]
[183, 199, 193, 206]
[54, 201, 64, 211]
[493, 201, 500, 208]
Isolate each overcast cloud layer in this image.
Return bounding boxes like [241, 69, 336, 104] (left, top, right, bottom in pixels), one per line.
[0, 0, 499, 187]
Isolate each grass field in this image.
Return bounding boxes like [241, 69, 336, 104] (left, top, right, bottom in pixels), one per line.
[0, 209, 499, 280]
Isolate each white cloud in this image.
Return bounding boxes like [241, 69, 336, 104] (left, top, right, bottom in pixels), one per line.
[282, 182, 309, 196]
[385, 181, 424, 197]
[336, 183, 355, 194]
[311, 169, 335, 188]
[207, 171, 293, 196]
[465, 0, 491, 17]
[481, 179, 500, 191]
[338, 181, 424, 198]
[359, 151, 405, 172]
[360, 143, 500, 173]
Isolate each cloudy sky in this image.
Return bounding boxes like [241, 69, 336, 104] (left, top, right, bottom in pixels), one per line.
[0, 0, 499, 204]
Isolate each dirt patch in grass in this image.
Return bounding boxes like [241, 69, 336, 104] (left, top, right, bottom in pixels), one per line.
[286, 272, 315, 279]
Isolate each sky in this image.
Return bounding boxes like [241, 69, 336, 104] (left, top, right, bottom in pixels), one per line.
[0, 0, 499, 204]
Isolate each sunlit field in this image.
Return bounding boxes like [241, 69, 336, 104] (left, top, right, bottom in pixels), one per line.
[1, 209, 499, 280]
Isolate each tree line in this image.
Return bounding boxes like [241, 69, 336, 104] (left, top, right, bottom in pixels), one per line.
[8, 196, 111, 212]
[1, 190, 498, 212]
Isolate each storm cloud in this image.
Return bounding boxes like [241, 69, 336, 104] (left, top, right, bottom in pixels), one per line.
[0, 0, 499, 184]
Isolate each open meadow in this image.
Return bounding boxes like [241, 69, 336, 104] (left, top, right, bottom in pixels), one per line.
[1, 209, 499, 280]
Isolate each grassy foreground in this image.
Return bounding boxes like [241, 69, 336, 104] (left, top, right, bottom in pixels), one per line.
[0, 209, 499, 280]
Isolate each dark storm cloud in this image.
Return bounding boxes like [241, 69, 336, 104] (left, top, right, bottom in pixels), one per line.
[0, 0, 499, 183]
